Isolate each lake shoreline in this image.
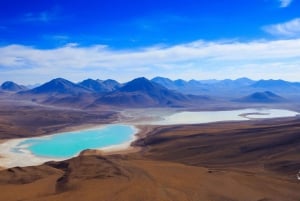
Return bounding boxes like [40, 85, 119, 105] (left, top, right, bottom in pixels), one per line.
[0, 124, 141, 168]
[0, 108, 298, 169]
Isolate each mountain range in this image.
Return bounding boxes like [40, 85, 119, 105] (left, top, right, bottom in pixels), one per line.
[151, 77, 300, 96]
[93, 77, 209, 107]
[1, 77, 299, 108]
[6, 77, 208, 108]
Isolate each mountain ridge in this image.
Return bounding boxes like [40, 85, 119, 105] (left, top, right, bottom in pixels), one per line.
[2, 76, 299, 108]
[23, 78, 92, 96]
[93, 77, 208, 107]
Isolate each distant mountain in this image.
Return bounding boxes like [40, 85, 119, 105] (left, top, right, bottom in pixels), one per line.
[101, 79, 121, 91]
[234, 91, 285, 103]
[198, 79, 219, 84]
[250, 80, 300, 95]
[188, 79, 204, 87]
[234, 77, 255, 85]
[151, 77, 177, 89]
[1, 81, 27, 91]
[93, 77, 206, 107]
[251, 79, 295, 88]
[213, 78, 255, 88]
[6, 76, 299, 108]
[79, 79, 121, 93]
[24, 78, 91, 96]
[119, 77, 168, 93]
[152, 77, 209, 94]
[151, 77, 256, 96]
[174, 79, 189, 87]
[79, 79, 107, 93]
[15, 78, 98, 107]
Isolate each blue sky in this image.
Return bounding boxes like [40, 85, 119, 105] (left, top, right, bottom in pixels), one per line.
[0, 0, 300, 84]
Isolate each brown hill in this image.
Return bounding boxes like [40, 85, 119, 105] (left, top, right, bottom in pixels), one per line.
[0, 152, 299, 201]
[135, 119, 300, 179]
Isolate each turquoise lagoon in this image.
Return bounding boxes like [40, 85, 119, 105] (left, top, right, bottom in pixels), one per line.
[8, 108, 299, 163]
[16, 124, 136, 158]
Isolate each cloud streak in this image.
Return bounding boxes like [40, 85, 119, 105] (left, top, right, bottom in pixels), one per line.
[22, 6, 61, 23]
[0, 39, 300, 84]
[264, 18, 300, 37]
[23, 12, 51, 22]
[279, 0, 293, 7]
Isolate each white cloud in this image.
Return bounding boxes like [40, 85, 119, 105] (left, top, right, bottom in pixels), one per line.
[279, 0, 293, 7]
[0, 39, 300, 84]
[264, 18, 300, 37]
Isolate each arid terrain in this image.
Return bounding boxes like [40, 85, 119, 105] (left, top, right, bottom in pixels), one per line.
[0, 101, 118, 139]
[0, 101, 299, 201]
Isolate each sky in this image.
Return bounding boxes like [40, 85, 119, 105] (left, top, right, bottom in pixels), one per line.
[0, 0, 300, 84]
